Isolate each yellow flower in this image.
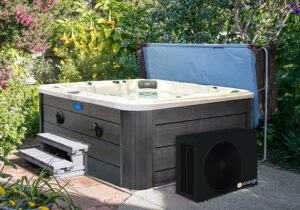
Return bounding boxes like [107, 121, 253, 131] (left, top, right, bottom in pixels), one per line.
[92, 74, 97, 79]
[9, 200, 16, 207]
[28, 201, 36, 207]
[53, 47, 59, 53]
[38, 206, 50, 210]
[92, 64, 97, 68]
[60, 60, 65, 65]
[102, 62, 107, 65]
[53, 47, 61, 56]
[0, 185, 6, 195]
[113, 64, 121, 69]
[12, 186, 17, 193]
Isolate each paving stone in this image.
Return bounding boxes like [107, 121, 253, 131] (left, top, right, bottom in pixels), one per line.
[118, 165, 300, 210]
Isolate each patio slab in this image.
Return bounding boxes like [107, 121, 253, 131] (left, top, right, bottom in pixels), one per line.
[118, 164, 300, 210]
[4, 147, 300, 210]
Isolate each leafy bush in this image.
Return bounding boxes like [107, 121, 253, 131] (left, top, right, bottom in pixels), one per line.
[146, 0, 235, 43]
[51, 0, 148, 81]
[0, 48, 41, 150]
[0, 0, 57, 53]
[267, 8, 300, 167]
[233, 0, 296, 44]
[279, 129, 300, 167]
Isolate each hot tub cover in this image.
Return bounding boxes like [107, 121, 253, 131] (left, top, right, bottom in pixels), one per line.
[141, 43, 260, 128]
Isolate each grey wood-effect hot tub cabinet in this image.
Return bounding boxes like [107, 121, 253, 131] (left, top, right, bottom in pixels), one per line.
[39, 94, 252, 190]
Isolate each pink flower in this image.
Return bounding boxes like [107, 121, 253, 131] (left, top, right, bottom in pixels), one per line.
[1, 81, 9, 90]
[28, 43, 48, 53]
[0, 68, 12, 81]
[34, 0, 41, 6]
[15, 7, 34, 27]
[2, 0, 8, 5]
[34, 0, 41, 11]
[42, 0, 58, 12]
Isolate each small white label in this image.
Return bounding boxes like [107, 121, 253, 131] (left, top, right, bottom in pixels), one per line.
[237, 183, 243, 188]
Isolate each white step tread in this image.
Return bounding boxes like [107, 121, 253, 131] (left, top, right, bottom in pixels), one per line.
[19, 147, 74, 173]
[38, 133, 88, 154]
[53, 170, 85, 179]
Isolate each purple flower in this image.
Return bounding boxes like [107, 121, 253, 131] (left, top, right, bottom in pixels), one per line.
[247, 23, 254, 29]
[163, 33, 170, 40]
[290, 2, 298, 8]
[295, 9, 300, 15]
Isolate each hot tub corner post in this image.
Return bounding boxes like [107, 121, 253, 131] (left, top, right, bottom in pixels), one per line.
[121, 111, 154, 190]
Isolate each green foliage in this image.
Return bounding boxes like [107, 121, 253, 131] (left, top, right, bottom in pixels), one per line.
[280, 129, 300, 167]
[0, 147, 17, 179]
[0, 0, 57, 53]
[146, 0, 235, 43]
[0, 148, 80, 210]
[276, 17, 300, 128]
[29, 56, 55, 84]
[0, 48, 40, 150]
[51, 0, 147, 81]
[233, 0, 295, 44]
[267, 12, 300, 167]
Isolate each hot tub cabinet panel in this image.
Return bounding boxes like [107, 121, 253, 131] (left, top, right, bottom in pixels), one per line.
[40, 94, 252, 190]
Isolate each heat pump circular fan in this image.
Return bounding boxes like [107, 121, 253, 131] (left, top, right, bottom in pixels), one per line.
[204, 142, 241, 192]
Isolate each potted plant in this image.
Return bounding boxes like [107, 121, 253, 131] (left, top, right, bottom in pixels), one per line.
[0, 148, 80, 210]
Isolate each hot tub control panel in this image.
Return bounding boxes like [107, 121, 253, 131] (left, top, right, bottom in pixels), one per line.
[73, 103, 83, 111]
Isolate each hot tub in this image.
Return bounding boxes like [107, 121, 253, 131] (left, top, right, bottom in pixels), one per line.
[39, 79, 253, 189]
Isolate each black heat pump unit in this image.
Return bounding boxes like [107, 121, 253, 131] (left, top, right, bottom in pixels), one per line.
[176, 128, 257, 202]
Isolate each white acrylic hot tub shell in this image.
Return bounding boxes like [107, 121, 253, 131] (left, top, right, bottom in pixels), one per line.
[38, 79, 253, 111]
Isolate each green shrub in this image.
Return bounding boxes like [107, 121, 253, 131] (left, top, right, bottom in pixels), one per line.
[0, 48, 41, 149]
[0, 0, 57, 53]
[0, 69, 28, 149]
[279, 129, 300, 167]
[266, 10, 300, 167]
[51, 0, 147, 81]
[146, 0, 235, 43]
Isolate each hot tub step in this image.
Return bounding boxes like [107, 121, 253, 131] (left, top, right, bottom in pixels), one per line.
[37, 133, 88, 155]
[19, 147, 74, 174]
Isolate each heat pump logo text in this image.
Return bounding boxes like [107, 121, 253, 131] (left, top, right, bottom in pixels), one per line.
[237, 179, 257, 188]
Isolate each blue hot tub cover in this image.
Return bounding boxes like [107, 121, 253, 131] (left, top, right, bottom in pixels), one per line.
[141, 43, 260, 128]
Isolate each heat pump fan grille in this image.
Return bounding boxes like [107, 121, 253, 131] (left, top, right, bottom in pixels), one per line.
[204, 142, 241, 192]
